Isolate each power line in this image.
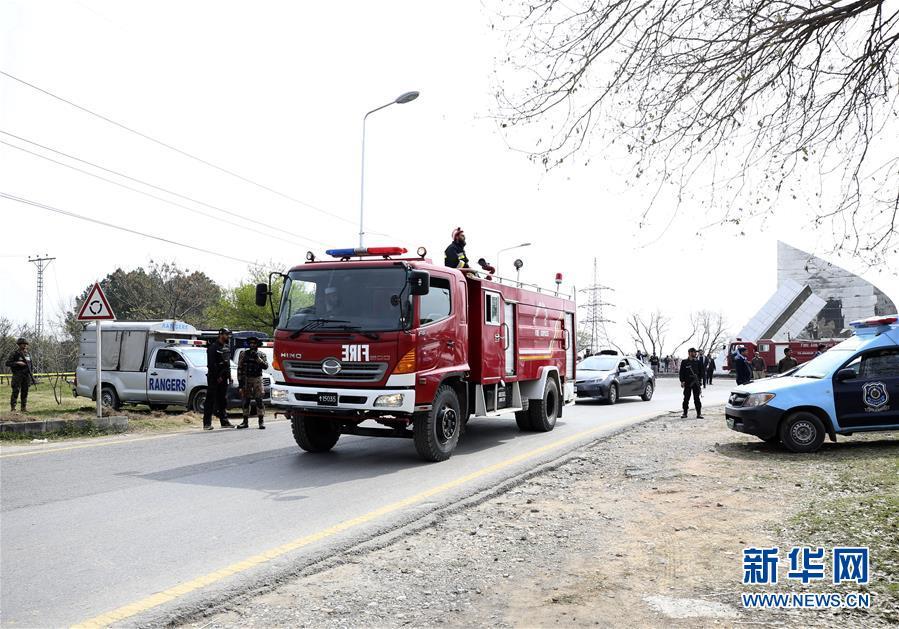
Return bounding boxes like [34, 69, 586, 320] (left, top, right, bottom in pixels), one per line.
[0, 138, 322, 248]
[0, 69, 357, 226]
[0, 129, 326, 246]
[0, 191, 261, 266]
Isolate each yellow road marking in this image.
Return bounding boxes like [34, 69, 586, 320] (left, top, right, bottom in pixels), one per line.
[0, 432, 185, 459]
[73, 412, 658, 628]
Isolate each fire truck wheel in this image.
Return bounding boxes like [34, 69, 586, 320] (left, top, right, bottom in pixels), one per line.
[779, 412, 825, 453]
[528, 378, 560, 432]
[291, 414, 340, 453]
[413, 386, 461, 462]
[515, 410, 534, 431]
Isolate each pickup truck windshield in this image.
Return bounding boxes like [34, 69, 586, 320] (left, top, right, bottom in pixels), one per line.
[278, 267, 410, 332]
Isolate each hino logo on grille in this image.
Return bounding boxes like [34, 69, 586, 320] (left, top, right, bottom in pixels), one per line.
[322, 358, 342, 376]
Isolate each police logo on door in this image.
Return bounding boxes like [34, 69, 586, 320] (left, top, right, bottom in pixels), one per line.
[862, 381, 889, 412]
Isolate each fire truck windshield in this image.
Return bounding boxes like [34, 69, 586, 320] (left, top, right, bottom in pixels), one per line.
[278, 267, 411, 332]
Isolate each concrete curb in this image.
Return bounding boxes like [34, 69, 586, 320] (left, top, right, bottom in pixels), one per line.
[0, 416, 128, 435]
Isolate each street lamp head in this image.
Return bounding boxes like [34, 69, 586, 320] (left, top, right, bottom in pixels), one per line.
[395, 91, 420, 104]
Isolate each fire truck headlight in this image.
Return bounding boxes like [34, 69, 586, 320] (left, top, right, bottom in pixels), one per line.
[374, 393, 405, 408]
[271, 388, 289, 403]
[744, 392, 775, 407]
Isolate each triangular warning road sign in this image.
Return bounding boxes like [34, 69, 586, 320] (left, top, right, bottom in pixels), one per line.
[77, 282, 117, 321]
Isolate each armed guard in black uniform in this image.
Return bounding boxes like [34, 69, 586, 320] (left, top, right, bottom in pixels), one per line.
[203, 328, 234, 430]
[236, 336, 268, 430]
[5, 337, 36, 413]
[679, 347, 704, 419]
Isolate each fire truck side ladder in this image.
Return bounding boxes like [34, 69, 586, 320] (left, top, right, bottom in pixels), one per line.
[474, 382, 523, 417]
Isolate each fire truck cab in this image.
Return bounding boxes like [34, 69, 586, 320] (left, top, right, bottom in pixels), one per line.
[257, 247, 576, 462]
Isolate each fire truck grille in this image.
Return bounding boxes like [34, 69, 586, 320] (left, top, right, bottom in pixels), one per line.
[284, 360, 388, 383]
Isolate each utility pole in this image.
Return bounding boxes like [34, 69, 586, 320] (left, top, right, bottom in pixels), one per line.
[28, 254, 55, 339]
[578, 257, 615, 355]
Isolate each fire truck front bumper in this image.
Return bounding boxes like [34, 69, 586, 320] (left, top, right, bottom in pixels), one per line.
[269, 383, 416, 415]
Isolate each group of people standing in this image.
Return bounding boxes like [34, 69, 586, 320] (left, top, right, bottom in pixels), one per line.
[637, 349, 716, 384]
[202, 328, 269, 431]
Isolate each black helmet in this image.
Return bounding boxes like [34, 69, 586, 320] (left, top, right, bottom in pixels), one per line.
[16, 337, 28, 345]
[247, 336, 259, 345]
[218, 327, 231, 336]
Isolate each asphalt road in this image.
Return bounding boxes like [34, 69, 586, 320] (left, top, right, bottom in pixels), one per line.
[0, 378, 730, 627]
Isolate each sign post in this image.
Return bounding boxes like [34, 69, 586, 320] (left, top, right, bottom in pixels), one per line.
[76, 282, 116, 419]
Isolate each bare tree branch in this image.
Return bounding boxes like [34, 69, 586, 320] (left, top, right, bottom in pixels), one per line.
[495, 0, 899, 265]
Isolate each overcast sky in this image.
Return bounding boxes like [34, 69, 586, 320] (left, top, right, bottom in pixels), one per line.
[2, 1, 896, 351]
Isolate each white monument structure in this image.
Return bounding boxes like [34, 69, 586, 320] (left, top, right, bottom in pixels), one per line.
[737, 242, 896, 341]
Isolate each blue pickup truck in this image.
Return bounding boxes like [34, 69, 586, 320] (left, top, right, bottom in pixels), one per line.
[725, 315, 899, 452]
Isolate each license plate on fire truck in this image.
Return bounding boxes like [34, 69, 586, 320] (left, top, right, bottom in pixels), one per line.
[317, 392, 338, 406]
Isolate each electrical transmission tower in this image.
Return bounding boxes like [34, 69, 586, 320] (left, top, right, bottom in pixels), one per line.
[578, 258, 615, 355]
[28, 254, 55, 341]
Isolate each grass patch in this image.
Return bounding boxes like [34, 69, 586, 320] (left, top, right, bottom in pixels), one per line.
[0, 381, 93, 419]
[787, 440, 899, 622]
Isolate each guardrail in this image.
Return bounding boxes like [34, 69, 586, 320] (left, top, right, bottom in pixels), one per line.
[0, 372, 75, 385]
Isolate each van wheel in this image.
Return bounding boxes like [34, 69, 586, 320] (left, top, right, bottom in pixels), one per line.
[641, 381, 654, 401]
[100, 386, 120, 411]
[529, 378, 560, 432]
[291, 414, 340, 453]
[414, 386, 461, 462]
[515, 410, 533, 431]
[780, 412, 825, 453]
[190, 388, 207, 414]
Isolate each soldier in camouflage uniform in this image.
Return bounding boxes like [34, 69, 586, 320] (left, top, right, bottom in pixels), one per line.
[236, 337, 268, 430]
[6, 338, 36, 413]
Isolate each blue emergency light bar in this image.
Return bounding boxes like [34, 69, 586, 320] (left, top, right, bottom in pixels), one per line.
[326, 247, 408, 258]
[166, 338, 206, 346]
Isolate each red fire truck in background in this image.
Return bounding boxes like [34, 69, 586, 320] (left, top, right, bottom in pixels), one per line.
[256, 246, 577, 462]
[723, 337, 841, 373]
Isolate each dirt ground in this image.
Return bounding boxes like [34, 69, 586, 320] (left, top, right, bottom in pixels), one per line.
[187, 408, 898, 628]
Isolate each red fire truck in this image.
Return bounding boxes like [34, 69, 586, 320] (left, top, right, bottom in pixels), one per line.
[723, 337, 841, 372]
[256, 246, 577, 462]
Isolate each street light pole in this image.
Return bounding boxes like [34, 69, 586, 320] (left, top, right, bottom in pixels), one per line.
[496, 242, 532, 274]
[359, 91, 420, 248]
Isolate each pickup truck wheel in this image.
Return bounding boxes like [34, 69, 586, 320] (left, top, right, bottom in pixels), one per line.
[528, 378, 560, 432]
[515, 410, 534, 431]
[291, 414, 340, 453]
[190, 388, 207, 414]
[779, 412, 825, 453]
[100, 386, 120, 411]
[414, 386, 461, 462]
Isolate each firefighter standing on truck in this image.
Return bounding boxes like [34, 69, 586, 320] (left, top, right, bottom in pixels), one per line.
[444, 227, 495, 275]
[203, 328, 234, 430]
[237, 336, 268, 430]
[445, 227, 470, 269]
